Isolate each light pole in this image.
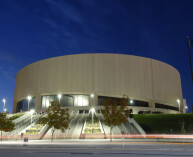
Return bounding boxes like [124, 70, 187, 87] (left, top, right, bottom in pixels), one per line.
[2, 99, 6, 112]
[177, 99, 180, 112]
[186, 106, 188, 113]
[30, 109, 35, 124]
[58, 94, 62, 104]
[91, 108, 95, 125]
[27, 96, 32, 111]
[90, 93, 94, 107]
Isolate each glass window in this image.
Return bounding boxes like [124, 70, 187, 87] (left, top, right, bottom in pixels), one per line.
[41, 94, 89, 108]
[74, 95, 89, 106]
[16, 97, 35, 112]
[155, 103, 179, 111]
[98, 96, 148, 107]
[130, 100, 148, 107]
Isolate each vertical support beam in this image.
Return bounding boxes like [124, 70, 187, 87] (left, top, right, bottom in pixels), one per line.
[12, 100, 17, 113]
[35, 95, 42, 112]
[148, 100, 155, 108]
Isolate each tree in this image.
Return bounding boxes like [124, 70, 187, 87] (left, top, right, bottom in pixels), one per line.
[101, 96, 130, 142]
[40, 101, 70, 142]
[0, 112, 15, 142]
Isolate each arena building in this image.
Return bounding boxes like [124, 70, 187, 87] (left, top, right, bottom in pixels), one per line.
[13, 53, 183, 114]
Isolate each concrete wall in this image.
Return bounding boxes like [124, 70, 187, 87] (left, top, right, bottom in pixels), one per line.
[13, 53, 183, 113]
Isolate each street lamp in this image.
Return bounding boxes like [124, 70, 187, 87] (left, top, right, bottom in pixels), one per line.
[91, 108, 95, 125]
[130, 99, 133, 104]
[185, 106, 188, 113]
[27, 96, 32, 111]
[177, 99, 180, 112]
[58, 94, 62, 104]
[30, 109, 35, 124]
[90, 94, 94, 107]
[2, 99, 6, 112]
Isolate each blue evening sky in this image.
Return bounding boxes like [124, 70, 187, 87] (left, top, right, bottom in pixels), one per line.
[0, 0, 193, 113]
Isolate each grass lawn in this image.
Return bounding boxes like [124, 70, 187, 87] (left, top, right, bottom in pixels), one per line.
[10, 113, 25, 120]
[133, 113, 193, 134]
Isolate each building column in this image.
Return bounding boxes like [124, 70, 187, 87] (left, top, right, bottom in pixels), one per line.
[148, 100, 155, 108]
[12, 100, 17, 113]
[89, 93, 98, 106]
[35, 95, 42, 112]
[94, 93, 98, 106]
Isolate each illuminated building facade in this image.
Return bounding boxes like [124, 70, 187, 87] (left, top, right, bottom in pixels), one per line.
[13, 53, 183, 114]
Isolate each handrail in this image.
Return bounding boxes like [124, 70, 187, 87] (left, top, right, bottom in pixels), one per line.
[99, 119, 106, 139]
[129, 123, 138, 134]
[79, 121, 86, 139]
[13, 112, 31, 124]
[72, 111, 85, 138]
[130, 118, 146, 135]
[39, 124, 49, 140]
[122, 123, 128, 134]
[6, 114, 41, 136]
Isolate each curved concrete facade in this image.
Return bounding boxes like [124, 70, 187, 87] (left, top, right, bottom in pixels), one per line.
[13, 53, 183, 113]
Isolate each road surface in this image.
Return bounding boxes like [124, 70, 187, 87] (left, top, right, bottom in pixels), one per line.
[0, 141, 193, 157]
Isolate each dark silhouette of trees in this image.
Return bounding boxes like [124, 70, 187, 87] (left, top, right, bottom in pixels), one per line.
[40, 101, 70, 142]
[101, 96, 130, 142]
[0, 112, 15, 142]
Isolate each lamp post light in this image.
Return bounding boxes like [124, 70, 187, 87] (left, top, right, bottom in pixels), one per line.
[30, 109, 35, 124]
[27, 96, 32, 111]
[90, 93, 94, 107]
[185, 106, 188, 113]
[58, 94, 62, 104]
[91, 108, 95, 125]
[2, 99, 6, 112]
[177, 99, 180, 112]
[130, 99, 133, 105]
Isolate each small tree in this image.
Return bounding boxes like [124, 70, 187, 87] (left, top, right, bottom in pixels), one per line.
[0, 113, 15, 142]
[101, 96, 130, 142]
[41, 101, 70, 142]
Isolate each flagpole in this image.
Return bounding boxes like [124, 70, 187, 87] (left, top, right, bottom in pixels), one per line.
[186, 35, 193, 83]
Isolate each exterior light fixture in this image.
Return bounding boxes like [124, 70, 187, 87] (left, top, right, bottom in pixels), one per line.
[91, 108, 95, 113]
[177, 99, 180, 112]
[130, 100, 133, 104]
[58, 94, 62, 99]
[27, 96, 32, 111]
[90, 94, 95, 106]
[91, 108, 95, 124]
[30, 109, 35, 113]
[58, 94, 62, 103]
[27, 96, 32, 101]
[2, 99, 6, 104]
[2, 99, 6, 112]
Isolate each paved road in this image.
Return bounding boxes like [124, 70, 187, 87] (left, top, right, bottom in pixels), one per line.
[0, 141, 193, 157]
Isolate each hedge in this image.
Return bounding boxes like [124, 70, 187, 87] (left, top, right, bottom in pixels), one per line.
[133, 114, 193, 134]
